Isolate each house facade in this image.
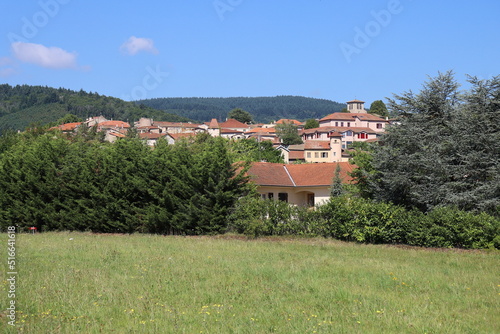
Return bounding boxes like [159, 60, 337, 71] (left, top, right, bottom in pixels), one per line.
[246, 162, 355, 207]
[319, 100, 388, 133]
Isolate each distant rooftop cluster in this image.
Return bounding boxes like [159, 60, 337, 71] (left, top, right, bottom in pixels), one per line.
[51, 99, 391, 164]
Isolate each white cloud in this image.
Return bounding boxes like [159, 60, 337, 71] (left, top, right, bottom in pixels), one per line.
[11, 42, 77, 69]
[120, 36, 159, 55]
[0, 56, 16, 77]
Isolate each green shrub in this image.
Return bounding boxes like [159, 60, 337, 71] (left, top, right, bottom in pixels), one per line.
[229, 194, 500, 249]
[407, 207, 500, 249]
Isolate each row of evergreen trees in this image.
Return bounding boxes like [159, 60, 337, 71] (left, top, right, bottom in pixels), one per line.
[0, 131, 252, 234]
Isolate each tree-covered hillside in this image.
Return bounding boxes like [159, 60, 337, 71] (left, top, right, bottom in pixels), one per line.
[0, 84, 191, 133]
[136, 96, 346, 123]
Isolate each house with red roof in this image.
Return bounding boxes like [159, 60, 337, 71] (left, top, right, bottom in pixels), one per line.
[97, 120, 131, 131]
[139, 132, 172, 146]
[246, 162, 355, 206]
[218, 118, 250, 139]
[319, 100, 388, 133]
[275, 119, 304, 129]
[105, 131, 127, 143]
[49, 122, 82, 133]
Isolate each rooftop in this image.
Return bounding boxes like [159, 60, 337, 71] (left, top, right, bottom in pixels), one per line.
[247, 162, 355, 187]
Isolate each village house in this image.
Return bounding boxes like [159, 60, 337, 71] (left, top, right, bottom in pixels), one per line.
[318, 100, 388, 133]
[246, 162, 355, 207]
[218, 118, 250, 139]
[49, 122, 82, 133]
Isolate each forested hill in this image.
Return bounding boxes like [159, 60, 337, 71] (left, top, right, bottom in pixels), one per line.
[136, 96, 346, 123]
[0, 84, 192, 133]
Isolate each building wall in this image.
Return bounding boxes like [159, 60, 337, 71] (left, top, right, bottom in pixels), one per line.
[257, 186, 331, 207]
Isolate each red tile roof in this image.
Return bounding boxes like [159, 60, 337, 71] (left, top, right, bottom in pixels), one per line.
[304, 141, 330, 150]
[51, 122, 82, 131]
[247, 162, 355, 187]
[289, 151, 305, 160]
[320, 112, 387, 122]
[219, 119, 249, 129]
[168, 132, 196, 140]
[98, 121, 131, 128]
[139, 133, 168, 139]
[154, 121, 202, 128]
[302, 126, 377, 135]
[107, 131, 127, 138]
[276, 119, 302, 126]
[208, 118, 219, 129]
[246, 127, 276, 134]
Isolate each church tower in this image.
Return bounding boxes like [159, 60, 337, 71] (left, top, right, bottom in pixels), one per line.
[346, 99, 367, 113]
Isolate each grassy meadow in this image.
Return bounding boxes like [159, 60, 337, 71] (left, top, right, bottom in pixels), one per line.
[1, 232, 499, 333]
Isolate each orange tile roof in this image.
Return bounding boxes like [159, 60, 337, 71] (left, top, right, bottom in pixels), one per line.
[289, 151, 305, 160]
[246, 127, 276, 134]
[347, 99, 365, 103]
[220, 129, 245, 134]
[219, 119, 249, 129]
[304, 141, 330, 150]
[139, 133, 168, 139]
[208, 118, 219, 129]
[108, 132, 127, 138]
[319, 113, 355, 121]
[51, 122, 82, 131]
[98, 121, 131, 128]
[320, 112, 387, 122]
[276, 119, 303, 126]
[302, 126, 377, 134]
[154, 121, 202, 128]
[168, 132, 196, 140]
[247, 162, 355, 187]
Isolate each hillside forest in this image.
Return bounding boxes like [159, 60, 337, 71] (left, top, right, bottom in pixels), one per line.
[0, 84, 191, 134]
[136, 96, 346, 123]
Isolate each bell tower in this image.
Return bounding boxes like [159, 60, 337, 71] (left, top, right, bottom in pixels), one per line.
[346, 99, 366, 113]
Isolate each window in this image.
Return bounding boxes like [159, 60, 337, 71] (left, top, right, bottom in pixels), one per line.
[316, 133, 320, 139]
[357, 133, 367, 139]
[307, 193, 315, 207]
[377, 123, 383, 129]
[321, 152, 328, 158]
[341, 122, 344, 127]
[347, 122, 351, 127]
[357, 103, 362, 109]
[333, 152, 336, 156]
[314, 152, 319, 158]
[335, 122, 338, 127]
[306, 152, 311, 158]
[268, 193, 274, 199]
[278, 193, 288, 202]
[261, 194, 266, 199]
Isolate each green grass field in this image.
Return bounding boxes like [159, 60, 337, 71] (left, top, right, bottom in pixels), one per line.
[1, 232, 499, 333]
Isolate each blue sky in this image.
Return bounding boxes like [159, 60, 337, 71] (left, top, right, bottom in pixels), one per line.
[0, 0, 499, 107]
